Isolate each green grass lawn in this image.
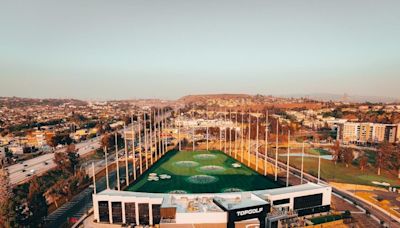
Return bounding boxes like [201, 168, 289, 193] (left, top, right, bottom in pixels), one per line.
[275, 148, 400, 186]
[126, 150, 281, 193]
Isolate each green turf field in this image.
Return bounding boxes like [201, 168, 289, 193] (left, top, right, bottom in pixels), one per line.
[126, 150, 282, 194]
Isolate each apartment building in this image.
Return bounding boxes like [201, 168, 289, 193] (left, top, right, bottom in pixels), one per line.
[338, 122, 400, 144]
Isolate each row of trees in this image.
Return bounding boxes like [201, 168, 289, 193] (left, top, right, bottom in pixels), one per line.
[0, 142, 90, 227]
[331, 141, 400, 177]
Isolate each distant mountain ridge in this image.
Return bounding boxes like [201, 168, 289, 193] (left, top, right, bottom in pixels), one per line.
[282, 93, 400, 103]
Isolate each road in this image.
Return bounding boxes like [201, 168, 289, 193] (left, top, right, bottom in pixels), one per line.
[7, 109, 173, 186]
[8, 138, 101, 185]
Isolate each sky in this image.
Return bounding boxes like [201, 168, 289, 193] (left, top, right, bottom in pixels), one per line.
[0, 0, 399, 100]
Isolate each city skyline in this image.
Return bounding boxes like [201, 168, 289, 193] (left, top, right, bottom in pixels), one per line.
[1, 0, 400, 100]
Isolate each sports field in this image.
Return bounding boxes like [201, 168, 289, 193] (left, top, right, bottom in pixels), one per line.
[126, 150, 281, 194]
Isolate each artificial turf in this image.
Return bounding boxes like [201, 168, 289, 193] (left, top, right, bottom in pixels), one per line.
[125, 150, 281, 193]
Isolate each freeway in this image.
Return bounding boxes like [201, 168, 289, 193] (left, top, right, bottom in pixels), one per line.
[8, 138, 101, 185]
[7, 109, 173, 186]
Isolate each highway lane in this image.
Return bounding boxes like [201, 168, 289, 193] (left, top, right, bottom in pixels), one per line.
[8, 138, 101, 185]
[8, 109, 173, 186]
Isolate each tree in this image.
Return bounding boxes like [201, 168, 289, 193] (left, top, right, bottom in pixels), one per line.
[27, 177, 48, 226]
[0, 169, 15, 228]
[47, 133, 73, 147]
[376, 142, 392, 176]
[53, 144, 79, 174]
[343, 148, 354, 168]
[46, 136, 58, 149]
[331, 141, 342, 165]
[54, 152, 69, 172]
[100, 133, 123, 150]
[359, 155, 368, 171]
[389, 145, 400, 179]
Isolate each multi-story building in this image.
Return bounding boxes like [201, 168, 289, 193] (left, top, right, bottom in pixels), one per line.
[339, 122, 359, 143]
[338, 122, 400, 144]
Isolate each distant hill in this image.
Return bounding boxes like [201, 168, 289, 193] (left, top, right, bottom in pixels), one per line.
[282, 93, 400, 103]
[178, 94, 252, 103]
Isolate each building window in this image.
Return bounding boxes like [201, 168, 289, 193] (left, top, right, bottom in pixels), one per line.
[294, 194, 323, 210]
[125, 203, 136, 225]
[273, 198, 290, 206]
[111, 202, 123, 224]
[139, 203, 150, 225]
[152, 204, 161, 224]
[98, 201, 109, 223]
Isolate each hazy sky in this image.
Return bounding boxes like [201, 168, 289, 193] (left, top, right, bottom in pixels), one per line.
[1, 0, 399, 100]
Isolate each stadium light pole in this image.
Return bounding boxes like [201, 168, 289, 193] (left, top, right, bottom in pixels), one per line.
[206, 107, 209, 151]
[138, 115, 143, 174]
[115, 132, 120, 191]
[164, 108, 168, 154]
[124, 123, 129, 186]
[235, 111, 238, 159]
[104, 146, 109, 189]
[149, 110, 153, 165]
[158, 108, 162, 157]
[92, 162, 96, 194]
[192, 125, 195, 151]
[224, 110, 227, 154]
[318, 153, 321, 184]
[286, 130, 290, 187]
[275, 121, 279, 182]
[219, 117, 222, 151]
[178, 110, 181, 151]
[248, 110, 251, 167]
[264, 110, 268, 176]
[301, 141, 305, 184]
[229, 110, 232, 156]
[144, 112, 148, 171]
[153, 110, 158, 161]
[256, 113, 259, 171]
[241, 110, 244, 163]
[131, 115, 136, 181]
